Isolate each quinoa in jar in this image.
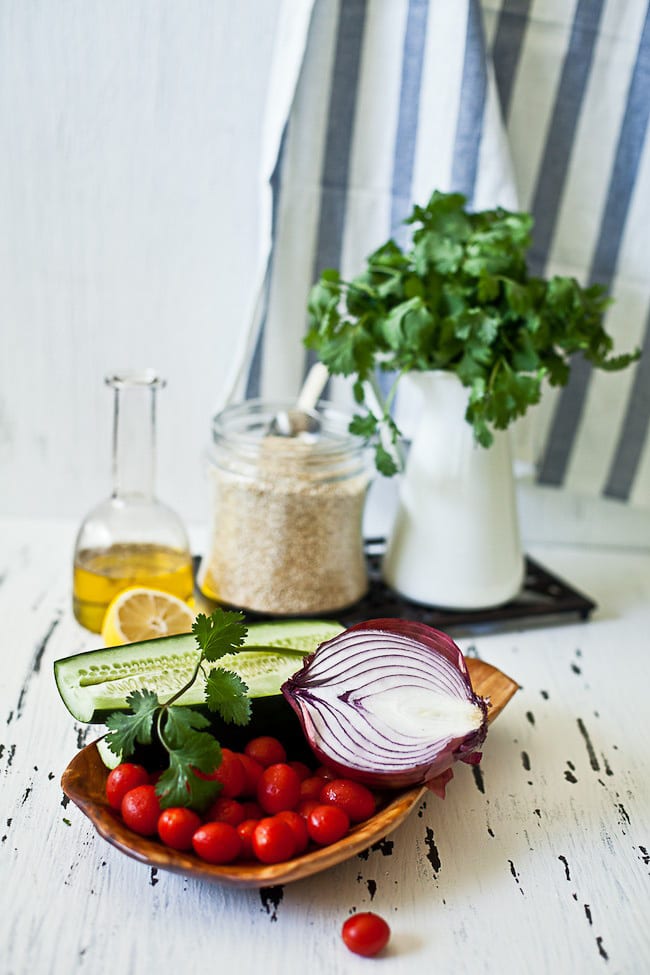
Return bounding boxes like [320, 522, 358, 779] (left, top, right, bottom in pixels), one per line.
[197, 400, 371, 615]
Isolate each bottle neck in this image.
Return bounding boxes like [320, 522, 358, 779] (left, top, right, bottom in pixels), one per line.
[107, 372, 164, 500]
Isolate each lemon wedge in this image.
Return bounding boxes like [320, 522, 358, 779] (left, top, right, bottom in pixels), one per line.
[101, 586, 195, 647]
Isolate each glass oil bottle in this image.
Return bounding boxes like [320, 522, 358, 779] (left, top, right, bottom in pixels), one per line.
[72, 371, 193, 632]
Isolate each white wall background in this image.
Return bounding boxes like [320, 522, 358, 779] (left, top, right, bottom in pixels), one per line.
[0, 0, 648, 551]
[0, 0, 282, 528]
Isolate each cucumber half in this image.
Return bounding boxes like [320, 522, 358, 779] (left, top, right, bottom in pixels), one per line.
[55, 618, 342, 724]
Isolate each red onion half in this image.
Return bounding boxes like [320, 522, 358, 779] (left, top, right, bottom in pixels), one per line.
[281, 619, 488, 791]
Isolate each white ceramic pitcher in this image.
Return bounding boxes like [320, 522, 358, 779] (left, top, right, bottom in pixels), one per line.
[382, 371, 524, 610]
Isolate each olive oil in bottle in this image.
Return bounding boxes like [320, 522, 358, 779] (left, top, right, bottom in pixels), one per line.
[72, 372, 193, 633]
[73, 542, 194, 633]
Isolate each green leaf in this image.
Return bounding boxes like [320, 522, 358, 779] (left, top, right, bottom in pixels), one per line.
[104, 689, 160, 758]
[349, 412, 379, 439]
[307, 278, 339, 320]
[192, 609, 247, 663]
[163, 705, 212, 741]
[503, 279, 532, 317]
[315, 322, 375, 378]
[352, 379, 365, 405]
[477, 270, 500, 303]
[375, 443, 399, 477]
[456, 351, 488, 385]
[300, 189, 638, 470]
[403, 301, 435, 349]
[205, 669, 251, 726]
[155, 709, 224, 810]
[156, 737, 223, 811]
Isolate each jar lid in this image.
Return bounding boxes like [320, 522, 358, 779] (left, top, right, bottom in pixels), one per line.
[208, 399, 369, 483]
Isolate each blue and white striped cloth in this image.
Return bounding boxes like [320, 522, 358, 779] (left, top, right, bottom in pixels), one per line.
[235, 0, 650, 509]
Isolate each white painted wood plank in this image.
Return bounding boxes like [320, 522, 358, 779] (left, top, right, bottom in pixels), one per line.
[1, 521, 649, 974]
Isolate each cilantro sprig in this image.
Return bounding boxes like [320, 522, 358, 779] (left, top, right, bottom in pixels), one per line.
[104, 608, 250, 811]
[305, 190, 640, 474]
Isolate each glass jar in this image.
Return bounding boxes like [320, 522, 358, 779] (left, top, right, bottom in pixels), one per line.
[197, 399, 371, 616]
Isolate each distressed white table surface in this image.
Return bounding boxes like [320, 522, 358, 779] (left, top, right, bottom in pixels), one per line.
[1, 517, 649, 975]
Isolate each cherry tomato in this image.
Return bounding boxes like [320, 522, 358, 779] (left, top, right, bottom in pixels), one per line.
[288, 760, 312, 782]
[239, 800, 263, 820]
[194, 749, 246, 798]
[106, 763, 149, 810]
[257, 763, 301, 814]
[121, 785, 161, 836]
[206, 797, 245, 827]
[252, 816, 296, 864]
[157, 807, 202, 851]
[236, 818, 260, 859]
[297, 799, 320, 821]
[319, 779, 376, 822]
[238, 754, 264, 796]
[192, 822, 242, 864]
[315, 764, 337, 781]
[275, 810, 309, 854]
[244, 736, 287, 768]
[299, 776, 326, 801]
[306, 804, 350, 846]
[341, 912, 391, 957]
[213, 749, 246, 798]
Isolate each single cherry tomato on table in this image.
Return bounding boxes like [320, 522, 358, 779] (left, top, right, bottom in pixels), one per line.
[307, 803, 350, 846]
[342, 912, 391, 957]
[257, 763, 301, 814]
[252, 816, 296, 864]
[244, 736, 287, 768]
[157, 807, 202, 850]
[192, 822, 242, 864]
[105, 763, 149, 810]
[121, 785, 161, 836]
[319, 778, 376, 822]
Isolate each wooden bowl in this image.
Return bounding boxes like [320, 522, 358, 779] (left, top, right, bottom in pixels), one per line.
[61, 657, 518, 888]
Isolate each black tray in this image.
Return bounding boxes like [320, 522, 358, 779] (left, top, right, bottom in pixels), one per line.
[196, 541, 596, 636]
[339, 538, 596, 634]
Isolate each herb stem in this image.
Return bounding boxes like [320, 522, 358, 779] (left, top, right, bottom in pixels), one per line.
[365, 372, 407, 470]
[162, 652, 205, 711]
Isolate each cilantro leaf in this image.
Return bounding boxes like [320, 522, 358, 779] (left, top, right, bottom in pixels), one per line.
[192, 609, 247, 662]
[163, 705, 212, 740]
[154, 708, 223, 810]
[375, 443, 399, 477]
[304, 188, 639, 463]
[156, 741, 223, 811]
[349, 412, 379, 439]
[104, 689, 160, 758]
[205, 669, 251, 725]
[100, 606, 256, 814]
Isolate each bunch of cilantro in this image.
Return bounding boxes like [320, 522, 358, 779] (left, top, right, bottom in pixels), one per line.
[104, 608, 251, 812]
[305, 190, 640, 474]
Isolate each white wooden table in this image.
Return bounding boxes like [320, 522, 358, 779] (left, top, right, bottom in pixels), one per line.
[2, 517, 649, 975]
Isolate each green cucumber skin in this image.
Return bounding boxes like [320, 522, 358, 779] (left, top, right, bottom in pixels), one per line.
[54, 619, 341, 724]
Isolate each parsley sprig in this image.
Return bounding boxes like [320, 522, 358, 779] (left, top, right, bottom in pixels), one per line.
[305, 191, 640, 474]
[104, 608, 250, 811]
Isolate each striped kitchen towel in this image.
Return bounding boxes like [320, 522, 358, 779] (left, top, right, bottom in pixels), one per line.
[233, 0, 649, 509]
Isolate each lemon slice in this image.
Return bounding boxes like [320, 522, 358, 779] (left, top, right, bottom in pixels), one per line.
[101, 587, 195, 647]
